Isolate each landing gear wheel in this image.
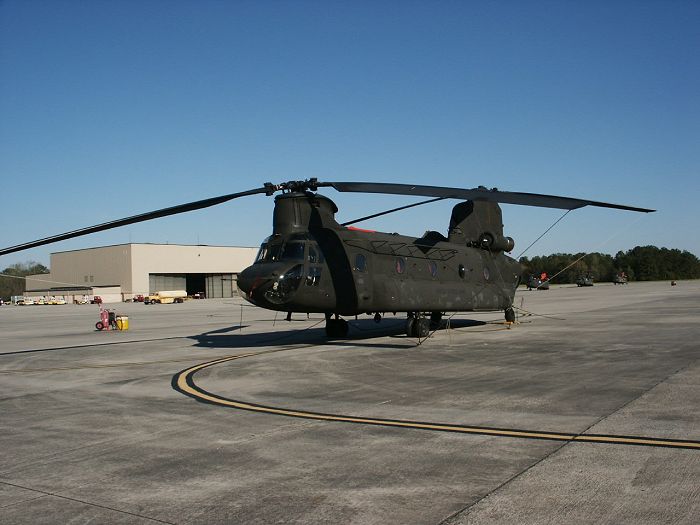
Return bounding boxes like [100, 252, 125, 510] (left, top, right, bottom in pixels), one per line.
[505, 307, 515, 323]
[415, 317, 430, 338]
[429, 312, 442, 330]
[325, 318, 348, 338]
[406, 316, 416, 337]
[95, 321, 104, 331]
[407, 315, 430, 337]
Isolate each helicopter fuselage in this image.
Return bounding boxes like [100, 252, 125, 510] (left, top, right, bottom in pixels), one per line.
[237, 192, 521, 317]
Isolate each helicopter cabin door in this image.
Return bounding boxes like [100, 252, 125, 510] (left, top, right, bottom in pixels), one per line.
[300, 240, 335, 311]
[350, 251, 373, 313]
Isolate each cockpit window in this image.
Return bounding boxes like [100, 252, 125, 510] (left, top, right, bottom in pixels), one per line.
[255, 243, 282, 263]
[256, 240, 308, 263]
[280, 242, 305, 261]
[255, 244, 267, 263]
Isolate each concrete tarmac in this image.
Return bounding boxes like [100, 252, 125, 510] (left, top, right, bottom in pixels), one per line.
[1, 281, 699, 524]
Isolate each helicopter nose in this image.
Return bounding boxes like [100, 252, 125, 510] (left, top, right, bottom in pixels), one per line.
[237, 264, 280, 301]
[237, 266, 260, 298]
[237, 263, 303, 305]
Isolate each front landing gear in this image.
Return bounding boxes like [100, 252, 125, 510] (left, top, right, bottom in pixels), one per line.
[325, 314, 348, 338]
[505, 307, 515, 323]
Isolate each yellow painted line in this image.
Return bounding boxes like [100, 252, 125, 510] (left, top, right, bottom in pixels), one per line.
[570, 435, 700, 448]
[174, 353, 700, 451]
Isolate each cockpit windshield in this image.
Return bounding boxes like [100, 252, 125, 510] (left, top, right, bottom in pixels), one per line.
[280, 242, 305, 261]
[255, 243, 281, 263]
[255, 241, 305, 263]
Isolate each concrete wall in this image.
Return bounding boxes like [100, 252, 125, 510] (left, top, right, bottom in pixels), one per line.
[25, 245, 131, 292]
[91, 286, 123, 304]
[25, 273, 57, 291]
[53, 245, 132, 291]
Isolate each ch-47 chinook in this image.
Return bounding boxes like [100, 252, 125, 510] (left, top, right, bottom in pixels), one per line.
[0, 180, 654, 338]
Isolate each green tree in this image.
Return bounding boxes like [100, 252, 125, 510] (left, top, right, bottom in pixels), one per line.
[520, 247, 699, 284]
[614, 246, 700, 281]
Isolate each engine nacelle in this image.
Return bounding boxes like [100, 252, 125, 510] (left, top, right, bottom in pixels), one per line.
[477, 232, 515, 253]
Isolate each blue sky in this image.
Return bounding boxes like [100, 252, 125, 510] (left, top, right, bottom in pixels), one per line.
[2, 0, 698, 268]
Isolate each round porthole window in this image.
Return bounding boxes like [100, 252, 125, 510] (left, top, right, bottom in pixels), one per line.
[483, 266, 490, 281]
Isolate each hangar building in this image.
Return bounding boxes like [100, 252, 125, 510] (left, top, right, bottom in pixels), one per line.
[24, 243, 258, 303]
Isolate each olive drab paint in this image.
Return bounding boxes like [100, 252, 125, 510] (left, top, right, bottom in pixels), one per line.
[237, 191, 521, 332]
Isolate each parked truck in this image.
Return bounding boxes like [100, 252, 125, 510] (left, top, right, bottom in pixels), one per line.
[144, 290, 187, 304]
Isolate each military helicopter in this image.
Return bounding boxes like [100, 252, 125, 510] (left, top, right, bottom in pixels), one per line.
[0, 179, 654, 338]
[613, 272, 629, 285]
[576, 273, 595, 287]
[527, 274, 550, 290]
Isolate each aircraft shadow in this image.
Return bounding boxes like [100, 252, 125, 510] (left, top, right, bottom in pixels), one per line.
[187, 318, 487, 351]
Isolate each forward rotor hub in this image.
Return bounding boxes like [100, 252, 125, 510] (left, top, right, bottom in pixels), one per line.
[265, 178, 325, 195]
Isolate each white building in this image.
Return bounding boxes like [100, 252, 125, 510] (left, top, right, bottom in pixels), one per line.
[24, 243, 258, 303]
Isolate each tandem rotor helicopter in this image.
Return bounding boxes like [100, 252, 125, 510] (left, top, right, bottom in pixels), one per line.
[0, 180, 654, 338]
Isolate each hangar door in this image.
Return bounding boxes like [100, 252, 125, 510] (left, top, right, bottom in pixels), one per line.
[149, 274, 186, 293]
[205, 274, 236, 298]
[149, 273, 236, 298]
[148, 273, 204, 296]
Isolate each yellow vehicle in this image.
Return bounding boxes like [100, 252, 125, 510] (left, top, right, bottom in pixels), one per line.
[145, 290, 187, 304]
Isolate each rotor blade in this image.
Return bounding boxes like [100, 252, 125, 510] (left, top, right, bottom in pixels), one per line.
[0, 186, 271, 257]
[341, 197, 446, 226]
[328, 182, 655, 213]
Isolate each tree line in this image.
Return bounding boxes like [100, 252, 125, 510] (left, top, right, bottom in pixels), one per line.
[520, 246, 700, 284]
[0, 261, 49, 300]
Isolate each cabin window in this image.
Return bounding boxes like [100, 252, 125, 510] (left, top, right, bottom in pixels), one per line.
[428, 261, 438, 278]
[483, 267, 490, 281]
[458, 264, 466, 278]
[306, 267, 322, 286]
[395, 257, 406, 274]
[354, 253, 367, 272]
[308, 244, 325, 264]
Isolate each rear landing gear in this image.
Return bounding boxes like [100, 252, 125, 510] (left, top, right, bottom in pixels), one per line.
[429, 311, 442, 330]
[406, 314, 430, 338]
[505, 307, 515, 323]
[325, 314, 348, 338]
